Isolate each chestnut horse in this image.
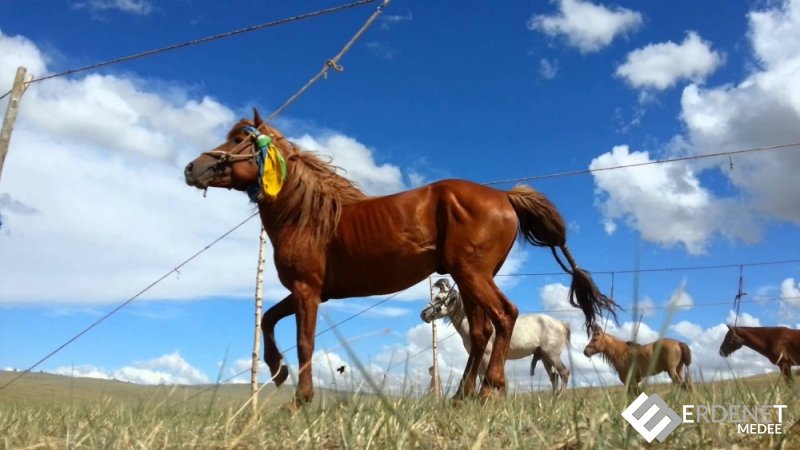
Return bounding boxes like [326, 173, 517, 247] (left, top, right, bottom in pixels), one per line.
[184, 110, 616, 403]
[583, 324, 691, 393]
[719, 325, 800, 383]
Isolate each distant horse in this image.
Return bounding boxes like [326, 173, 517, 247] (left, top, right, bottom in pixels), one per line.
[583, 323, 691, 393]
[421, 279, 571, 395]
[184, 110, 616, 403]
[719, 325, 800, 383]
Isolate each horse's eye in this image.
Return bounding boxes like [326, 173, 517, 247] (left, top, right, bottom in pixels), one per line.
[233, 137, 244, 144]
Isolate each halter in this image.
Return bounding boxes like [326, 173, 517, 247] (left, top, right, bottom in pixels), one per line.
[201, 125, 287, 201]
[201, 125, 263, 163]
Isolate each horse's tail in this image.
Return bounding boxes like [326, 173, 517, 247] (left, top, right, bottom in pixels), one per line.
[507, 185, 618, 333]
[680, 342, 692, 367]
[679, 341, 692, 387]
[563, 321, 572, 348]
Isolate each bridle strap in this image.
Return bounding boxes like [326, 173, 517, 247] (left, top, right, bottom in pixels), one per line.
[201, 125, 276, 163]
[201, 149, 258, 162]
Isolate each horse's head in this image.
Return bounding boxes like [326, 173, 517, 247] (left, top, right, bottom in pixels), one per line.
[184, 108, 283, 195]
[719, 324, 744, 357]
[583, 323, 606, 357]
[420, 285, 457, 323]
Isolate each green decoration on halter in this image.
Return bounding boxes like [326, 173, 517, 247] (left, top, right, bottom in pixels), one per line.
[256, 134, 272, 149]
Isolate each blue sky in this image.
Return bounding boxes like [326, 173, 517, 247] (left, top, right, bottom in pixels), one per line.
[1, 0, 799, 392]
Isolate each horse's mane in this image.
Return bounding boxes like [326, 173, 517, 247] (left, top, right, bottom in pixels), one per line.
[444, 288, 467, 327]
[234, 120, 368, 241]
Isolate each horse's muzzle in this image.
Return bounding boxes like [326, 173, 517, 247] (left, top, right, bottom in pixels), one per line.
[420, 311, 432, 323]
[184, 163, 195, 185]
[184, 162, 209, 188]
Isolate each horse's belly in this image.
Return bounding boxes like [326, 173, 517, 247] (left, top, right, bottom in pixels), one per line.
[506, 348, 532, 360]
[323, 251, 438, 298]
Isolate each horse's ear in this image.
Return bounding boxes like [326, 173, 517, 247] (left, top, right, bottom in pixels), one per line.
[253, 108, 264, 127]
[726, 324, 731, 329]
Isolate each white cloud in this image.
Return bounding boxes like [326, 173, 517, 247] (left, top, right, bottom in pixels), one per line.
[0, 33, 48, 89]
[528, 0, 643, 53]
[780, 278, 800, 307]
[590, 145, 758, 254]
[616, 32, 723, 90]
[726, 310, 761, 327]
[0, 30, 412, 306]
[634, 296, 656, 318]
[52, 351, 208, 385]
[539, 58, 559, 80]
[379, 11, 413, 30]
[666, 279, 694, 310]
[749, 0, 800, 68]
[72, 0, 153, 16]
[293, 133, 405, 196]
[679, 0, 800, 226]
[593, 0, 800, 251]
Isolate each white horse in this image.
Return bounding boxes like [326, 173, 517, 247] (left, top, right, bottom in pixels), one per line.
[420, 279, 571, 394]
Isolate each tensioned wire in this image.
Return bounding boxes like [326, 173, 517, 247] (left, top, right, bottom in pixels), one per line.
[0, 0, 387, 393]
[0, 0, 376, 101]
[3, 140, 797, 391]
[1, 0, 798, 391]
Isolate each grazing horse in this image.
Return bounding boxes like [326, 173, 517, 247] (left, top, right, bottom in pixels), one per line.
[420, 279, 571, 394]
[184, 110, 616, 403]
[583, 324, 691, 393]
[719, 325, 800, 383]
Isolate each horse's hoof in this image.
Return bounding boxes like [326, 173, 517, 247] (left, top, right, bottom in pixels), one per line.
[281, 398, 302, 413]
[273, 365, 289, 386]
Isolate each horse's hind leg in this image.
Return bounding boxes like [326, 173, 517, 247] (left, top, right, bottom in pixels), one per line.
[677, 363, 692, 390]
[667, 367, 683, 388]
[262, 294, 295, 386]
[779, 362, 793, 384]
[554, 359, 570, 395]
[539, 356, 558, 394]
[452, 274, 518, 399]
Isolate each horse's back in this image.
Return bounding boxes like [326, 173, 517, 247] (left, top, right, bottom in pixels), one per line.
[507, 314, 568, 358]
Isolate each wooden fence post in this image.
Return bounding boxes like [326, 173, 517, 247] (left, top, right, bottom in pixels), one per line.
[0, 66, 32, 183]
[251, 227, 267, 412]
[428, 276, 441, 400]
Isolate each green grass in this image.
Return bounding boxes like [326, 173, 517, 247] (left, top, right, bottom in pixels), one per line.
[1, 370, 799, 449]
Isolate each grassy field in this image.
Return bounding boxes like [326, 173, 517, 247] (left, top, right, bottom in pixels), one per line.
[1, 370, 800, 449]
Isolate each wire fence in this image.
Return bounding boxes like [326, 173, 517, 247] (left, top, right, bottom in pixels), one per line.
[0, 0, 376, 101]
[2, 0, 799, 398]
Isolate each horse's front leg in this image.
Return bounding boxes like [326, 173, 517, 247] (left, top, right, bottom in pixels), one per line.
[261, 294, 295, 386]
[293, 282, 321, 404]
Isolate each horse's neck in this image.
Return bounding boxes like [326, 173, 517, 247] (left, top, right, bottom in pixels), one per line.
[601, 335, 633, 373]
[447, 293, 472, 340]
[736, 327, 775, 357]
